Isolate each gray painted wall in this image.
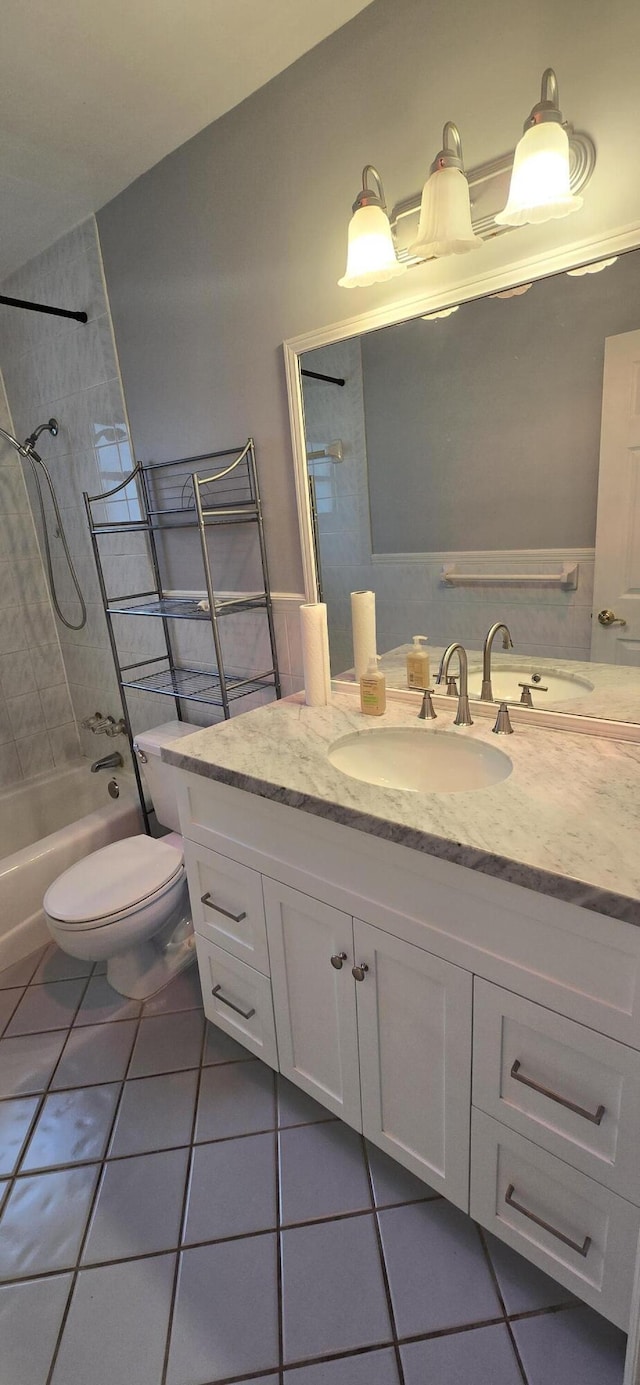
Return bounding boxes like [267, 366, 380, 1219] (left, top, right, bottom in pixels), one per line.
[363, 250, 640, 553]
[96, 0, 640, 594]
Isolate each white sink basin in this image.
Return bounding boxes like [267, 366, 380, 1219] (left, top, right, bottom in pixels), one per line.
[328, 728, 512, 794]
[467, 665, 594, 705]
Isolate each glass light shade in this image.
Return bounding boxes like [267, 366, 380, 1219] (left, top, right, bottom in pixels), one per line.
[422, 305, 460, 321]
[566, 257, 618, 277]
[410, 167, 481, 260]
[496, 121, 582, 227]
[338, 204, 406, 288]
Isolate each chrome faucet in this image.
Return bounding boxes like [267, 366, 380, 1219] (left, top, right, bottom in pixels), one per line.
[90, 751, 124, 773]
[481, 622, 514, 701]
[438, 644, 473, 726]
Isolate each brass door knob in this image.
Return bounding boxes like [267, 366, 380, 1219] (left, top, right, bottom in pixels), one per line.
[598, 609, 627, 627]
[330, 952, 347, 970]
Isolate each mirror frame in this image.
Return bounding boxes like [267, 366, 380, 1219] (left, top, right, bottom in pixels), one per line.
[283, 220, 640, 741]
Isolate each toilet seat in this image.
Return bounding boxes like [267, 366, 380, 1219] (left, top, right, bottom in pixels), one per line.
[44, 835, 184, 931]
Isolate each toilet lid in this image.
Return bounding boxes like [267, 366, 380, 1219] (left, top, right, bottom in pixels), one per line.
[44, 835, 184, 925]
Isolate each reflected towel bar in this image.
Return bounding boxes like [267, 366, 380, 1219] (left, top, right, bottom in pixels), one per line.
[441, 562, 578, 590]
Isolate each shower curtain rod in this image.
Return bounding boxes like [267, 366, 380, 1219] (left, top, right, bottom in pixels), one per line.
[301, 368, 345, 387]
[0, 293, 87, 324]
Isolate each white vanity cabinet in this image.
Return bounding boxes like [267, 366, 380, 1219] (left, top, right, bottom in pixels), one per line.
[263, 879, 472, 1207]
[262, 879, 362, 1128]
[176, 768, 640, 1337]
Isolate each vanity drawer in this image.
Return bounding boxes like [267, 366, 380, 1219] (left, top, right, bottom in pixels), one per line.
[195, 935, 278, 1070]
[470, 1109, 640, 1330]
[473, 979, 640, 1202]
[184, 839, 270, 975]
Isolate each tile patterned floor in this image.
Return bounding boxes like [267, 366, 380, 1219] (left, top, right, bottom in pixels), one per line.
[0, 943, 628, 1385]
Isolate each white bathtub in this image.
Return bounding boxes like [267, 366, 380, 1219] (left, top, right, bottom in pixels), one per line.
[0, 762, 143, 970]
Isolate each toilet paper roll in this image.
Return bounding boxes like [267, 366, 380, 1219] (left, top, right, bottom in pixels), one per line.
[300, 603, 332, 706]
[351, 590, 377, 681]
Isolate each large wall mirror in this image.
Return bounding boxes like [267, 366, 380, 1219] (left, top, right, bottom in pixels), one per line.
[287, 243, 640, 727]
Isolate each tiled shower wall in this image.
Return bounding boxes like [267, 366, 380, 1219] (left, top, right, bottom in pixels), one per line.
[0, 375, 79, 787]
[0, 220, 144, 764]
[302, 340, 595, 676]
[0, 219, 303, 772]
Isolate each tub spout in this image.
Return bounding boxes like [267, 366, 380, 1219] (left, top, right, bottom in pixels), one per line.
[91, 751, 124, 773]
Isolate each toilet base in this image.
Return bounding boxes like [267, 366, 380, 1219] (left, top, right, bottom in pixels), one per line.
[107, 901, 196, 1000]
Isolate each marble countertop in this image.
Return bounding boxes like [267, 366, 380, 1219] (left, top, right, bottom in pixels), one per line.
[163, 691, 640, 926]
[336, 644, 640, 724]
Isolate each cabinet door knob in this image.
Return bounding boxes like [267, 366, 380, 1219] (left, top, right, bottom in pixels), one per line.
[330, 952, 348, 970]
[352, 963, 369, 981]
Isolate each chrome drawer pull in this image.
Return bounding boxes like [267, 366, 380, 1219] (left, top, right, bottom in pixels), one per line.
[505, 1183, 591, 1258]
[201, 892, 247, 924]
[211, 984, 255, 1020]
[510, 1059, 605, 1126]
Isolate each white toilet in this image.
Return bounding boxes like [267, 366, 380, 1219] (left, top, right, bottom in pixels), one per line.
[44, 722, 197, 1000]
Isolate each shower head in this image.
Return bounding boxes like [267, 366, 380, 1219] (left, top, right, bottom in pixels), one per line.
[24, 417, 58, 449]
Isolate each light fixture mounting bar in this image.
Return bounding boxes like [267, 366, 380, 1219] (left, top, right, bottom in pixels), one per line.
[391, 129, 596, 263]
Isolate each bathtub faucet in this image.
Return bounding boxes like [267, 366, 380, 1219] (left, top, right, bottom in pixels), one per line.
[90, 751, 124, 773]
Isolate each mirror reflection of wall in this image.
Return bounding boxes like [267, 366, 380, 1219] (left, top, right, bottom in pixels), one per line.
[301, 249, 640, 697]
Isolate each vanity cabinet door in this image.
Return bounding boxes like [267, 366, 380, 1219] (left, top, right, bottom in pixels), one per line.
[354, 919, 472, 1211]
[263, 879, 361, 1130]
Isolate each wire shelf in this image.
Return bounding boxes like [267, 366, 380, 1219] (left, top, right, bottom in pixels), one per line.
[144, 440, 258, 517]
[107, 595, 267, 620]
[85, 435, 281, 736]
[120, 663, 277, 706]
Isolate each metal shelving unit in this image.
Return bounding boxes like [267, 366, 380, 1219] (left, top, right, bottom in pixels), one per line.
[84, 438, 281, 827]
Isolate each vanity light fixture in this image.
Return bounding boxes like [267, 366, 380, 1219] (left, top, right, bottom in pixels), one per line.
[338, 68, 595, 286]
[338, 166, 407, 288]
[495, 69, 583, 227]
[410, 123, 481, 260]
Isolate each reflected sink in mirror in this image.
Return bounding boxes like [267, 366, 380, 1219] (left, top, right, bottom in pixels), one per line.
[467, 664, 594, 705]
[328, 728, 512, 794]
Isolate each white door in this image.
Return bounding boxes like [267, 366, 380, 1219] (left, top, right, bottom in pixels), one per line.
[263, 878, 362, 1129]
[592, 327, 640, 665]
[353, 918, 472, 1210]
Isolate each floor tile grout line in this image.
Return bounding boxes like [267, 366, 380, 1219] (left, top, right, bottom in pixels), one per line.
[0, 1196, 452, 1289]
[160, 1008, 208, 1385]
[477, 1225, 529, 1385]
[44, 995, 150, 1385]
[5, 1112, 347, 1179]
[0, 1050, 257, 1106]
[1, 957, 97, 1042]
[0, 984, 28, 1040]
[1, 965, 99, 1207]
[0, 944, 49, 1013]
[507, 1302, 582, 1323]
[274, 1081, 285, 1385]
[363, 1136, 407, 1385]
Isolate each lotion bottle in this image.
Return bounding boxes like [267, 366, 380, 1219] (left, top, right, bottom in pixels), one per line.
[406, 635, 430, 690]
[360, 656, 386, 716]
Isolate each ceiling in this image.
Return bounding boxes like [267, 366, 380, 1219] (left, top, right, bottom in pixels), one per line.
[0, 0, 374, 281]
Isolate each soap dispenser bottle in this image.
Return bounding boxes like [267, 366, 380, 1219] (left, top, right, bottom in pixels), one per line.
[406, 636, 430, 690]
[360, 656, 386, 716]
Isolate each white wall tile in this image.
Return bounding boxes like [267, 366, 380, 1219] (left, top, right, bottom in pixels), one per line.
[16, 730, 54, 778]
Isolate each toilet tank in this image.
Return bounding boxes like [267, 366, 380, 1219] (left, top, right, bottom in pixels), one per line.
[133, 722, 197, 831]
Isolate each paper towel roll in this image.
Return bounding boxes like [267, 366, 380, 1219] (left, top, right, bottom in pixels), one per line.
[300, 603, 332, 706]
[351, 590, 377, 681]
